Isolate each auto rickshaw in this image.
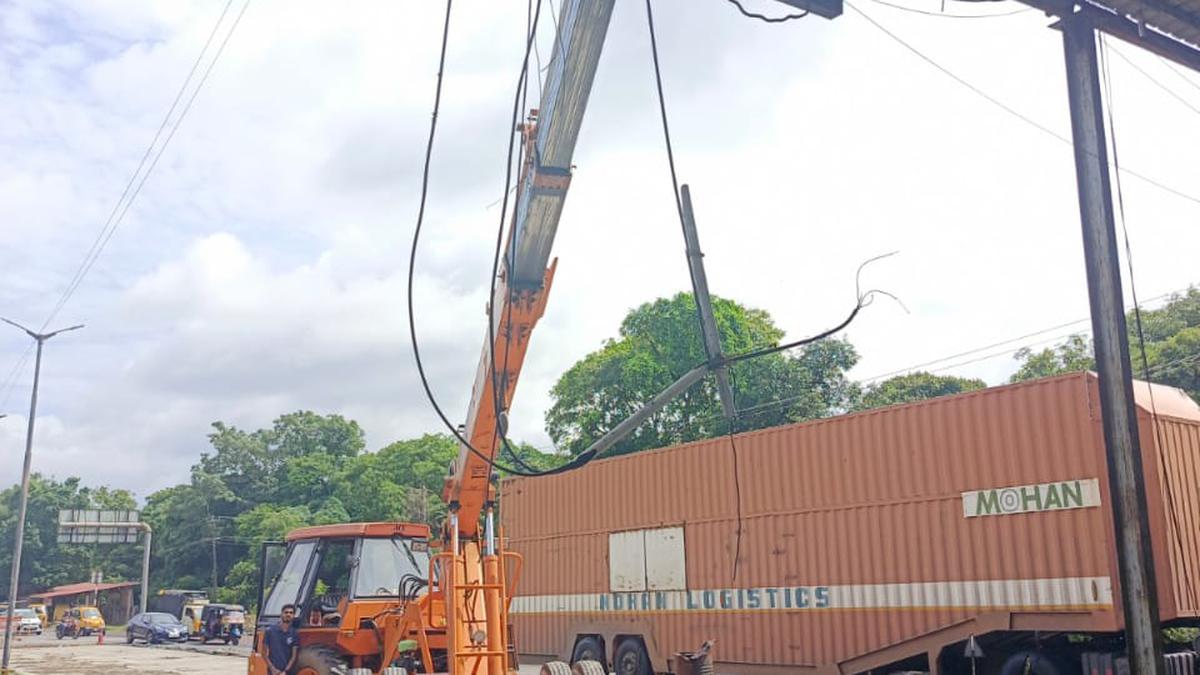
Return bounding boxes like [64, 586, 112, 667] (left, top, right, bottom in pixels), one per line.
[61, 606, 105, 636]
[197, 603, 245, 645]
[28, 602, 48, 629]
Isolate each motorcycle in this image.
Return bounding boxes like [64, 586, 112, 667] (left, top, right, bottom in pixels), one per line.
[55, 620, 81, 640]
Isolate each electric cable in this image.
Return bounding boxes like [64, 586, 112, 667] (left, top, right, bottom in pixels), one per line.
[1107, 45, 1200, 118]
[644, 0, 711, 339]
[406, 0, 597, 479]
[857, 286, 1189, 384]
[725, 370, 745, 583]
[724, 0, 810, 22]
[724, 253, 902, 366]
[42, 0, 251, 333]
[1100, 35, 1197, 607]
[1157, 55, 1200, 96]
[844, 0, 1200, 208]
[490, 0, 548, 476]
[677, 287, 1193, 431]
[0, 0, 249, 411]
[863, 0, 1032, 18]
[483, 0, 602, 476]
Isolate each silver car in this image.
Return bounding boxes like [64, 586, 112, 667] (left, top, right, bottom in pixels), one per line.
[14, 608, 42, 635]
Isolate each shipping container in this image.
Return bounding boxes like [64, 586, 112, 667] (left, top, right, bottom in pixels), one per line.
[501, 373, 1200, 675]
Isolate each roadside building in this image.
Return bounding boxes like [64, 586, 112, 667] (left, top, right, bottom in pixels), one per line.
[28, 581, 138, 625]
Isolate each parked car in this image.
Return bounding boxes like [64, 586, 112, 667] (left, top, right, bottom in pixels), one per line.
[63, 606, 105, 636]
[12, 608, 42, 635]
[125, 612, 189, 644]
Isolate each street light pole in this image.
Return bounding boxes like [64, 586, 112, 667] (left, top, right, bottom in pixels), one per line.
[1, 318, 83, 673]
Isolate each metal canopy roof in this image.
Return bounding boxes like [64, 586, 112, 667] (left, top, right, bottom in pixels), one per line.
[1101, 0, 1200, 47]
[1022, 0, 1200, 70]
[29, 581, 138, 600]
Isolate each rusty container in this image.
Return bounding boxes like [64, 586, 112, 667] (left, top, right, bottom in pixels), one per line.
[500, 373, 1200, 675]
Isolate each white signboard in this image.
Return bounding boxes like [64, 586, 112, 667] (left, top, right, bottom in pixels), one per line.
[57, 509, 142, 544]
[962, 478, 1101, 518]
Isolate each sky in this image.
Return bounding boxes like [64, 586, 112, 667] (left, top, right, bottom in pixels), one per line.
[1, 0, 1198, 500]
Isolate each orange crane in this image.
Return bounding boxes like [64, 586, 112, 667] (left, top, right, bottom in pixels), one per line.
[247, 2, 845, 673]
[246, 4, 618, 674]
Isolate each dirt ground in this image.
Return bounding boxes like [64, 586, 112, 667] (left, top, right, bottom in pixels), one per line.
[7, 641, 243, 675]
[6, 634, 549, 675]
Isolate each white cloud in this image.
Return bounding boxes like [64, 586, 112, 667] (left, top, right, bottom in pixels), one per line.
[2, 0, 1198, 494]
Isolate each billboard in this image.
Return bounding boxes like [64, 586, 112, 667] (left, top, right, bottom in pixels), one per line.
[57, 509, 143, 544]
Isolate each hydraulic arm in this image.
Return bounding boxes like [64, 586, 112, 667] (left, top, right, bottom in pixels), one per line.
[437, 3, 616, 675]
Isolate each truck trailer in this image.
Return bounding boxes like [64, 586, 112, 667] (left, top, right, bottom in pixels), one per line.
[501, 373, 1200, 675]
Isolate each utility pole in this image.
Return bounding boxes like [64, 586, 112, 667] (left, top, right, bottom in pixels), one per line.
[1061, 17, 1164, 675]
[210, 517, 219, 597]
[1, 318, 83, 673]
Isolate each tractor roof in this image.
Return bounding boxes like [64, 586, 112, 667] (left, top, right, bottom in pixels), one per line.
[285, 521, 431, 542]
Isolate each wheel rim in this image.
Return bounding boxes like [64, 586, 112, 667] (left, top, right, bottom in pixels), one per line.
[618, 650, 641, 675]
[579, 647, 599, 662]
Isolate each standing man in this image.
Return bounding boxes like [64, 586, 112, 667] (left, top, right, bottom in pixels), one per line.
[262, 604, 299, 675]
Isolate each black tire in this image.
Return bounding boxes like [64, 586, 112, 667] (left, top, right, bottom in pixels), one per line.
[293, 645, 350, 675]
[126, 630, 134, 644]
[996, 651, 1064, 675]
[231, 637, 240, 646]
[572, 636, 605, 666]
[541, 661, 572, 675]
[614, 639, 653, 675]
[574, 660, 607, 675]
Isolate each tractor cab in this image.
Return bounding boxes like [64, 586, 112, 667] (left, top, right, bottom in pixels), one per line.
[250, 522, 435, 675]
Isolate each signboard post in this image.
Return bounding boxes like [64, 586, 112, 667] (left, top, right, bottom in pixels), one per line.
[56, 510, 154, 615]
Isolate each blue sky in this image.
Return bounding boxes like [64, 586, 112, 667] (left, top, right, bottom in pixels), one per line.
[1, 0, 1199, 498]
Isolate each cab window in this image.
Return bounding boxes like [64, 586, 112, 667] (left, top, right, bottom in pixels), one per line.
[312, 539, 355, 598]
[262, 540, 317, 617]
[354, 538, 431, 598]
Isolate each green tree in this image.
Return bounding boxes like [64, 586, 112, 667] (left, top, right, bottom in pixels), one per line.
[856, 372, 986, 411]
[0, 476, 142, 601]
[1010, 334, 1095, 383]
[1009, 289, 1200, 400]
[196, 412, 364, 509]
[142, 483, 217, 590]
[546, 293, 859, 456]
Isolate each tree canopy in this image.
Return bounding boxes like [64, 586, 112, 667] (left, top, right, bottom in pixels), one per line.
[546, 292, 859, 456]
[855, 372, 986, 411]
[0, 476, 140, 602]
[1010, 289, 1200, 401]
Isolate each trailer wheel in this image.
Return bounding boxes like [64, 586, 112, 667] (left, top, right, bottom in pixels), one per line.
[572, 636, 605, 666]
[997, 651, 1063, 675]
[574, 660, 606, 675]
[614, 639, 652, 675]
[542, 660, 572, 675]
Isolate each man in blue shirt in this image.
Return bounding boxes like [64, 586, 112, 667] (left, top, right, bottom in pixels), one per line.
[262, 604, 299, 675]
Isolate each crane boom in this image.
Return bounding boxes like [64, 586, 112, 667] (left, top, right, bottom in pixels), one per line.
[445, 0, 616, 535]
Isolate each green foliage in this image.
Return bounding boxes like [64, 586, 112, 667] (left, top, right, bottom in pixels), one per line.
[0, 476, 143, 602]
[546, 292, 859, 456]
[856, 372, 986, 411]
[1009, 289, 1200, 400]
[1010, 335, 1095, 383]
[133, 416, 485, 610]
